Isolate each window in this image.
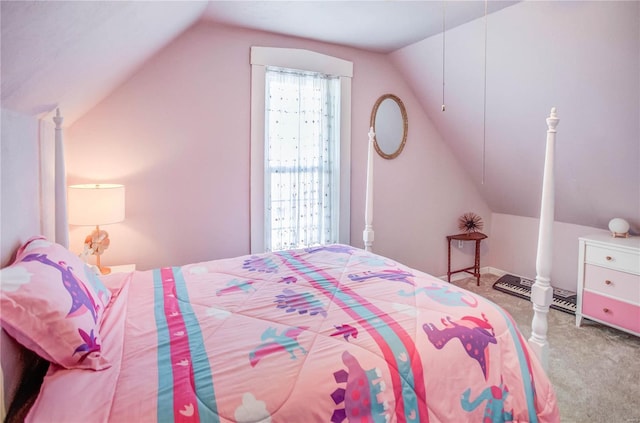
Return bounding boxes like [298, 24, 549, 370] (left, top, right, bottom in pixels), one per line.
[265, 68, 339, 251]
[250, 47, 352, 253]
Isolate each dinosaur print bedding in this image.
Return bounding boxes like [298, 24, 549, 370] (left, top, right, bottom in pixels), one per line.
[26, 245, 559, 422]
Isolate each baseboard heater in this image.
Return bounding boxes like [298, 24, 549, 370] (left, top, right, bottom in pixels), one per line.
[493, 274, 577, 315]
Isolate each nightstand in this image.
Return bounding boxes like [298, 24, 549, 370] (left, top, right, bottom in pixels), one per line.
[576, 234, 640, 336]
[108, 264, 136, 274]
[446, 232, 487, 286]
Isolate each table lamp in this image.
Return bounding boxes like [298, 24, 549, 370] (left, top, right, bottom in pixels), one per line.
[68, 184, 125, 275]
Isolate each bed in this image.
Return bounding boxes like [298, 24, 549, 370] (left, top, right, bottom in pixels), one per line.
[1, 109, 560, 422]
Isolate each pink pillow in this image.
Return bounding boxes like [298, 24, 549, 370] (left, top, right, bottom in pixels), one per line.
[0, 236, 111, 370]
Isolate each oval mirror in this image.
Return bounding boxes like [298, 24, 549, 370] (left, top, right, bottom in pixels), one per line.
[371, 94, 408, 159]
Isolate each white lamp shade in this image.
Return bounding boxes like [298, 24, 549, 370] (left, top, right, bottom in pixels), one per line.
[68, 184, 125, 226]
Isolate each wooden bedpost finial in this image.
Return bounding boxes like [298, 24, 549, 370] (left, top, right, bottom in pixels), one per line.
[368, 126, 375, 140]
[53, 108, 63, 128]
[546, 107, 559, 132]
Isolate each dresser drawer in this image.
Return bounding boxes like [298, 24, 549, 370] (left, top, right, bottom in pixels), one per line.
[582, 291, 640, 333]
[585, 244, 640, 274]
[584, 264, 640, 304]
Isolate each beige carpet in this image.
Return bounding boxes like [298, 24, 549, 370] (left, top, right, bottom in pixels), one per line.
[452, 274, 640, 423]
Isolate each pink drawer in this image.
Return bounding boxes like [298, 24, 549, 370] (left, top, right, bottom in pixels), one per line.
[582, 291, 640, 334]
[584, 264, 640, 302]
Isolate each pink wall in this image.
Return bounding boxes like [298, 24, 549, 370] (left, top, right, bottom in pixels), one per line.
[0, 109, 41, 267]
[66, 21, 491, 274]
[488, 213, 610, 291]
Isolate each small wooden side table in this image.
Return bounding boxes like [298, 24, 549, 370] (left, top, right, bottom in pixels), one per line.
[446, 232, 487, 286]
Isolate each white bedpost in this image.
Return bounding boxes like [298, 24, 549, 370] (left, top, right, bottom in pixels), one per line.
[363, 127, 375, 252]
[529, 107, 559, 370]
[53, 108, 69, 248]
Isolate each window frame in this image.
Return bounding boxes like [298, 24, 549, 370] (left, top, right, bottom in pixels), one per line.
[250, 46, 352, 253]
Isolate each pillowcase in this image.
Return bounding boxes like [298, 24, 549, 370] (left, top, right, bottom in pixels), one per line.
[0, 236, 111, 370]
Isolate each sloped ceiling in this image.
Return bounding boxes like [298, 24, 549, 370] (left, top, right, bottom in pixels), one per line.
[1, 0, 516, 125]
[1, 1, 207, 124]
[201, 1, 518, 53]
[390, 1, 639, 230]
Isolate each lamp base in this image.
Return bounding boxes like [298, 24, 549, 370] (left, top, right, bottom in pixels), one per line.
[84, 225, 113, 275]
[99, 266, 112, 275]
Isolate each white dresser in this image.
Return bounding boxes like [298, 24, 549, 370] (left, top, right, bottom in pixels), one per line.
[576, 233, 640, 336]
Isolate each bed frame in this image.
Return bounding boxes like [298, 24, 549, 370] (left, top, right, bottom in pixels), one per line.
[1, 109, 67, 421]
[1, 107, 559, 418]
[364, 108, 559, 369]
[528, 107, 559, 368]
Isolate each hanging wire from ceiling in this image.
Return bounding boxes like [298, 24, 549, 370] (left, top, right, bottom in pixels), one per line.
[482, 0, 488, 184]
[441, 0, 446, 112]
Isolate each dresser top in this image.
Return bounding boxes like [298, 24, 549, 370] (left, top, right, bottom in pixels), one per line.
[580, 232, 640, 250]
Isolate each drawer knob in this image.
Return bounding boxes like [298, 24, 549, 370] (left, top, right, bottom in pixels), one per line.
[605, 280, 612, 285]
[605, 256, 613, 261]
[603, 307, 610, 313]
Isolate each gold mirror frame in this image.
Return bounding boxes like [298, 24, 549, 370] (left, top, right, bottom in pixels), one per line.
[370, 94, 408, 160]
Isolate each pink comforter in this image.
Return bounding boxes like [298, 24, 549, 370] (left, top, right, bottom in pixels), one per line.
[28, 245, 559, 422]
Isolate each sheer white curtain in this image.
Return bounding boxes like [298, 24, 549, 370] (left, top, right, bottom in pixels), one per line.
[264, 67, 340, 251]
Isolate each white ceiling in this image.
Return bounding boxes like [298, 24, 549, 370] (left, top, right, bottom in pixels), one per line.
[201, 1, 519, 53]
[0, 1, 517, 124]
[1, 1, 207, 124]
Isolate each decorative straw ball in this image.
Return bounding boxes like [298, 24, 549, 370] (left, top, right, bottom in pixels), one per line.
[608, 218, 630, 237]
[458, 212, 484, 234]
